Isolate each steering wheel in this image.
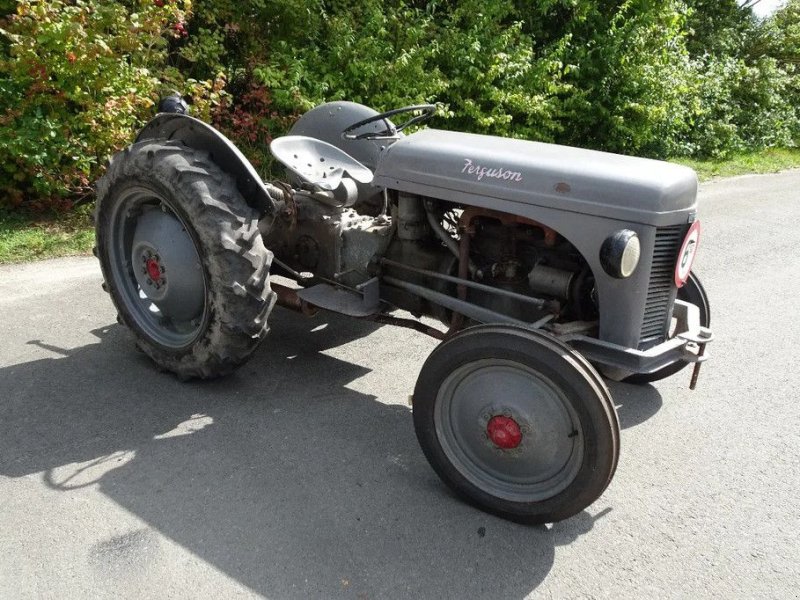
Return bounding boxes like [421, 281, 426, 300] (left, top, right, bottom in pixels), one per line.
[342, 104, 436, 140]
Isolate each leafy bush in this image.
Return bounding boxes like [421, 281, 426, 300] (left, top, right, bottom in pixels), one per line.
[761, 0, 800, 144]
[686, 55, 796, 157]
[1, 0, 798, 212]
[545, 0, 696, 157]
[199, 0, 798, 160]
[0, 0, 222, 211]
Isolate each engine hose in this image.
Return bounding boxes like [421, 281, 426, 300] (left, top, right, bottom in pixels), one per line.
[423, 200, 477, 276]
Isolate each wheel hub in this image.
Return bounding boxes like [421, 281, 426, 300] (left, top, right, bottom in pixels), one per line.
[146, 256, 163, 284]
[434, 359, 584, 502]
[486, 415, 522, 449]
[130, 207, 205, 322]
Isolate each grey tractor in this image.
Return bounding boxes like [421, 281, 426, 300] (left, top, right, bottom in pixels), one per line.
[94, 101, 713, 524]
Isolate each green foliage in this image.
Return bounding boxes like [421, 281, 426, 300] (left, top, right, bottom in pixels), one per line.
[1, 0, 799, 214]
[547, 1, 696, 156]
[684, 0, 759, 56]
[196, 0, 799, 160]
[0, 0, 224, 211]
[687, 54, 796, 157]
[426, 0, 566, 141]
[760, 0, 800, 143]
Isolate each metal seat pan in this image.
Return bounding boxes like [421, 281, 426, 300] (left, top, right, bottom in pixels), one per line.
[270, 135, 374, 191]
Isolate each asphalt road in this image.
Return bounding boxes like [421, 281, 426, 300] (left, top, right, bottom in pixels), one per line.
[1, 171, 798, 599]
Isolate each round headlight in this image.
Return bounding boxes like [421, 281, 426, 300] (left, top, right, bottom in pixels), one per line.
[600, 230, 640, 279]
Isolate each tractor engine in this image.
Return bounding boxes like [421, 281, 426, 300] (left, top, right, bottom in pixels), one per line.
[461, 206, 597, 324]
[263, 196, 393, 289]
[380, 195, 597, 326]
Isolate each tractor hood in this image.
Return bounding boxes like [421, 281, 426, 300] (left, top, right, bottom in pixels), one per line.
[372, 129, 698, 225]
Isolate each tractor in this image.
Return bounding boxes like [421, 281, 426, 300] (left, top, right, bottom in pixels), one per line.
[94, 101, 712, 524]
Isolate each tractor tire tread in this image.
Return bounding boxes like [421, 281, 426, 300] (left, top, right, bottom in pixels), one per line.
[95, 139, 275, 380]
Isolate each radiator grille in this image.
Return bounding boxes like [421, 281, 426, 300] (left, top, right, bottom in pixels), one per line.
[639, 225, 685, 347]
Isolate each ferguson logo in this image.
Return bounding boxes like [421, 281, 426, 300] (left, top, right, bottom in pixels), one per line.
[462, 158, 523, 183]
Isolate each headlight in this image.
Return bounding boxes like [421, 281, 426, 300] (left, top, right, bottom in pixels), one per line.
[600, 230, 641, 279]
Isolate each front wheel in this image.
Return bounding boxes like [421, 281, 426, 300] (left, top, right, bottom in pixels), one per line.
[413, 325, 619, 524]
[95, 140, 276, 379]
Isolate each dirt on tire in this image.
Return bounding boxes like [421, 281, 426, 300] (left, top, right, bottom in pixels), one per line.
[95, 140, 276, 379]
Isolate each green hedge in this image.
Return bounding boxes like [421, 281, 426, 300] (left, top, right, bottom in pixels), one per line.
[1, 0, 798, 212]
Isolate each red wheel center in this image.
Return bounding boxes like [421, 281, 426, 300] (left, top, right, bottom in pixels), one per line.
[146, 258, 162, 282]
[486, 415, 522, 449]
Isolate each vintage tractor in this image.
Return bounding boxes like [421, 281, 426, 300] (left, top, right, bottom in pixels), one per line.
[94, 101, 712, 524]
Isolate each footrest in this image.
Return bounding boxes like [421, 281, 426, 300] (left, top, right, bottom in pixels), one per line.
[296, 278, 380, 317]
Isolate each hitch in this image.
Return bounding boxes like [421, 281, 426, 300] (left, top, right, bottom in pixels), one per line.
[679, 327, 714, 390]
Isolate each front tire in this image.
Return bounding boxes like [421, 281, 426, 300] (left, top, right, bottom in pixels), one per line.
[95, 140, 276, 379]
[413, 325, 619, 524]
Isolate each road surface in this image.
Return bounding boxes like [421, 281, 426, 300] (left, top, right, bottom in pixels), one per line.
[0, 171, 798, 599]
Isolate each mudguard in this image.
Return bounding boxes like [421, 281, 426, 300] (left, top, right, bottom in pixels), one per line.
[136, 113, 277, 215]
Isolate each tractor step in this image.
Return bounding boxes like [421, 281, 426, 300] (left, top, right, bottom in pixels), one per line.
[296, 277, 380, 317]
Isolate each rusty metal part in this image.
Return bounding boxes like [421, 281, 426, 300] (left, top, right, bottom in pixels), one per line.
[446, 312, 465, 338]
[680, 326, 712, 390]
[423, 199, 477, 276]
[446, 205, 561, 336]
[272, 283, 318, 316]
[689, 339, 710, 390]
[271, 180, 297, 228]
[458, 206, 559, 247]
[689, 344, 705, 390]
[447, 221, 473, 335]
[528, 263, 575, 299]
[383, 276, 544, 330]
[365, 313, 446, 340]
[379, 258, 557, 312]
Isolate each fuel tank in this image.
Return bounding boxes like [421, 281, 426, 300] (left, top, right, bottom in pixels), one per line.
[372, 129, 697, 226]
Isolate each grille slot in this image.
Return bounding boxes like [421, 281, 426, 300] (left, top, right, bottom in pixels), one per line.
[639, 225, 685, 347]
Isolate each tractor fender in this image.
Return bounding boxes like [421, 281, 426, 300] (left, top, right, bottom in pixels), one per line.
[135, 113, 277, 215]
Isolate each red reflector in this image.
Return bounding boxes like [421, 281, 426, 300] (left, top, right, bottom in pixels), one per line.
[146, 258, 162, 282]
[487, 415, 522, 449]
[675, 220, 701, 288]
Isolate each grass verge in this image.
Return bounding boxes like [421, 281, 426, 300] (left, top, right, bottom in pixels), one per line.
[673, 147, 800, 181]
[0, 204, 94, 265]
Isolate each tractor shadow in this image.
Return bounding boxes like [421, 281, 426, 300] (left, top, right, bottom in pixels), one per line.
[608, 380, 663, 430]
[1, 309, 647, 599]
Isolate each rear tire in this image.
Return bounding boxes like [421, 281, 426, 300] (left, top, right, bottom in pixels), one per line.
[413, 325, 619, 524]
[95, 140, 276, 379]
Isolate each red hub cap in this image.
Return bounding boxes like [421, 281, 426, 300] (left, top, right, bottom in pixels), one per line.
[486, 415, 522, 449]
[146, 257, 162, 283]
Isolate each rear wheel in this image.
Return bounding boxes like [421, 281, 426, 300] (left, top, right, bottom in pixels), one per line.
[626, 271, 710, 384]
[95, 140, 276, 379]
[413, 325, 619, 524]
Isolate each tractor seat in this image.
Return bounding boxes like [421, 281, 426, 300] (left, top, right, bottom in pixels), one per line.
[270, 135, 374, 207]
